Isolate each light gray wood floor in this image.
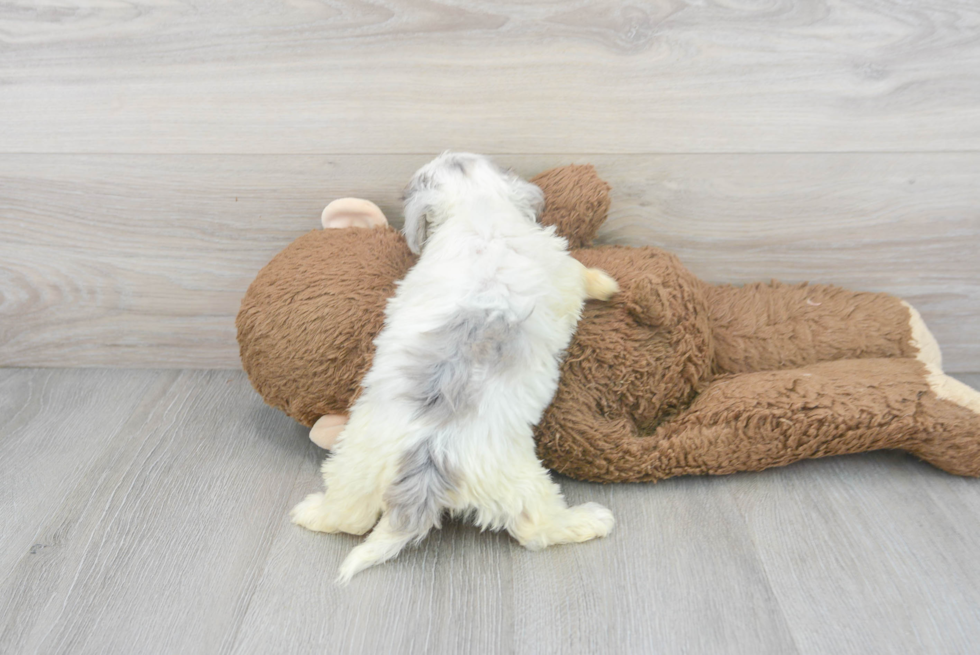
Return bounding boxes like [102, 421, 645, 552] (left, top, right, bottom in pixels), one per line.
[2, 368, 979, 655]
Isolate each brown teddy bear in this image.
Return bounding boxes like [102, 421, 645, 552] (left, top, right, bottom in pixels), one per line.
[237, 165, 980, 482]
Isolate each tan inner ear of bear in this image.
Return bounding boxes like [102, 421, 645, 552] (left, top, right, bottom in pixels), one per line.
[321, 198, 388, 229]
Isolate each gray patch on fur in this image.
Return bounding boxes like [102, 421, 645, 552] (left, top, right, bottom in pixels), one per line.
[402, 308, 526, 425]
[385, 440, 456, 537]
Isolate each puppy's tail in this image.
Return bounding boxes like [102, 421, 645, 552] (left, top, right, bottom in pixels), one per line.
[337, 514, 417, 584]
[337, 439, 454, 583]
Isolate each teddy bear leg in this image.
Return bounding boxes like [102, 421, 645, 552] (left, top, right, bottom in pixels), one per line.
[905, 371, 980, 476]
[899, 302, 980, 471]
[925, 372, 980, 414]
[902, 300, 943, 370]
[650, 358, 980, 479]
[705, 281, 928, 374]
[535, 358, 980, 483]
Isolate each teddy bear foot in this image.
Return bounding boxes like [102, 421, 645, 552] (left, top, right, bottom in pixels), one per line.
[925, 371, 980, 415]
[903, 301, 943, 371]
[907, 377, 980, 477]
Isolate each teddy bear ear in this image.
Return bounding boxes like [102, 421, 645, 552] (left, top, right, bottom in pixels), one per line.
[531, 165, 611, 249]
[321, 198, 388, 229]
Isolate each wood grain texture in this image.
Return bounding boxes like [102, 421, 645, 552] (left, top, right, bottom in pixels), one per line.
[0, 369, 165, 577]
[0, 370, 307, 655]
[1, 1, 979, 154]
[231, 461, 516, 655]
[731, 454, 980, 654]
[510, 480, 799, 655]
[0, 370, 978, 654]
[2, 154, 977, 369]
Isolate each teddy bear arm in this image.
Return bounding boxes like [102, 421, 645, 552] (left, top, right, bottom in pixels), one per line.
[703, 281, 926, 375]
[533, 402, 652, 484]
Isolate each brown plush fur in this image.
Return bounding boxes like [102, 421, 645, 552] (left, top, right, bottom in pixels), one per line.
[237, 165, 980, 482]
[703, 281, 917, 375]
[238, 227, 416, 427]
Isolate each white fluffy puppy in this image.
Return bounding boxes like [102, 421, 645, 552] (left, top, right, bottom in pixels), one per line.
[291, 152, 620, 582]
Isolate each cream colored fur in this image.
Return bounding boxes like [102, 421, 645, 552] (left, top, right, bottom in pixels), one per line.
[904, 300, 980, 414]
[291, 153, 618, 582]
[903, 301, 943, 370]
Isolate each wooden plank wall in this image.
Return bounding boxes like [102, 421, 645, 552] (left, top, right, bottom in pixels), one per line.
[1, 1, 978, 370]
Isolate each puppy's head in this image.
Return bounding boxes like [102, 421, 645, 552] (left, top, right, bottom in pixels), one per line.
[402, 152, 545, 254]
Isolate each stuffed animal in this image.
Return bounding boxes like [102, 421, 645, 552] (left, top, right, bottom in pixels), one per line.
[237, 165, 980, 482]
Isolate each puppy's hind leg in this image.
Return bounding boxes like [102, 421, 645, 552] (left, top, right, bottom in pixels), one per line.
[467, 447, 614, 550]
[337, 439, 453, 582]
[509, 467, 614, 550]
[291, 424, 390, 536]
[291, 462, 384, 536]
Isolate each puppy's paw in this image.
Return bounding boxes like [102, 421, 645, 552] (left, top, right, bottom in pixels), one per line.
[566, 502, 615, 541]
[291, 493, 378, 535]
[585, 268, 619, 301]
[514, 501, 615, 550]
[290, 492, 332, 532]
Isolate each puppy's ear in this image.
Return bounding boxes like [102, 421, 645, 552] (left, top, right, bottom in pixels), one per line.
[402, 177, 434, 255]
[509, 175, 546, 224]
[403, 199, 429, 255]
